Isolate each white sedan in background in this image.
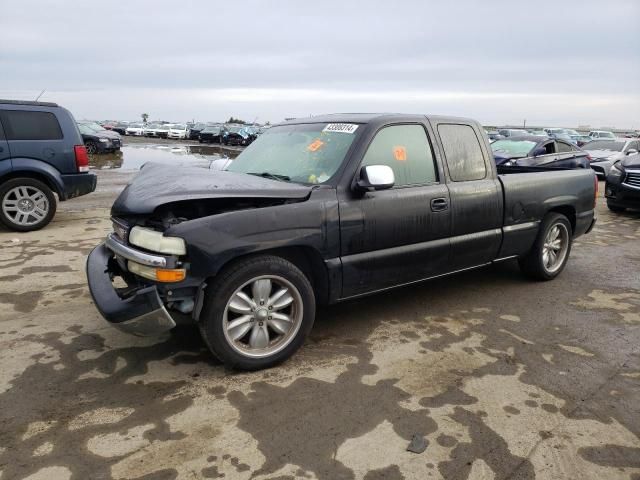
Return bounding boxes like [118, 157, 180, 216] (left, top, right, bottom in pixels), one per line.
[125, 123, 146, 136]
[167, 124, 189, 139]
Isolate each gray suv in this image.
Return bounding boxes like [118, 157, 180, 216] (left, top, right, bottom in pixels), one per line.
[583, 138, 640, 178]
[0, 99, 97, 231]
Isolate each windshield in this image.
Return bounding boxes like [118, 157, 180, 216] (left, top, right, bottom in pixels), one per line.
[172, 124, 186, 130]
[86, 123, 105, 132]
[491, 139, 537, 157]
[584, 140, 625, 151]
[226, 125, 242, 133]
[203, 127, 220, 133]
[129, 123, 142, 128]
[226, 123, 360, 184]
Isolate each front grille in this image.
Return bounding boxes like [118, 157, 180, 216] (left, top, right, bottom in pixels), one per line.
[623, 171, 640, 189]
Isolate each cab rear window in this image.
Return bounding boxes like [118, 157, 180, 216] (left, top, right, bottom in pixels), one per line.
[0, 110, 63, 140]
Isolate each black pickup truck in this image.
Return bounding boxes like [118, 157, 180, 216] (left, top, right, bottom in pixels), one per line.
[87, 114, 597, 370]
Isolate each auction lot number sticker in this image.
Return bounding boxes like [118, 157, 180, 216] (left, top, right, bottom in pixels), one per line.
[323, 123, 359, 134]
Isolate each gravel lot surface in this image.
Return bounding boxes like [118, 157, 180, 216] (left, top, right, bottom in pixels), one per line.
[0, 169, 639, 480]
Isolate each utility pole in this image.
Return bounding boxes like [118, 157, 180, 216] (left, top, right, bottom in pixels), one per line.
[523, 119, 526, 128]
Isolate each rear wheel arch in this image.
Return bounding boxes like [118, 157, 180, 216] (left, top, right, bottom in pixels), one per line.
[0, 170, 62, 199]
[547, 205, 575, 234]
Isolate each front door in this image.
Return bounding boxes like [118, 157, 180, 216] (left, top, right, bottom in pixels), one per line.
[339, 123, 451, 298]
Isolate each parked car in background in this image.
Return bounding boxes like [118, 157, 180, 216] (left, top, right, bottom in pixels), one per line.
[570, 134, 592, 147]
[527, 130, 548, 136]
[605, 153, 640, 212]
[188, 123, 208, 140]
[87, 112, 597, 369]
[222, 125, 252, 145]
[589, 130, 615, 139]
[110, 122, 129, 136]
[491, 135, 589, 169]
[144, 123, 163, 137]
[167, 124, 189, 139]
[125, 122, 146, 136]
[155, 124, 170, 139]
[0, 99, 96, 231]
[199, 125, 223, 143]
[77, 121, 122, 154]
[498, 128, 528, 138]
[544, 128, 569, 137]
[583, 138, 640, 178]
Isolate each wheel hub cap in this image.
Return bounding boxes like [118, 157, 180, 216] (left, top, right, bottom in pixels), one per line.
[2, 186, 49, 226]
[223, 275, 304, 358]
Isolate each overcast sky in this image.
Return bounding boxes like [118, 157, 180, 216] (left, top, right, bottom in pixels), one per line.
[1, 0, 638, 128]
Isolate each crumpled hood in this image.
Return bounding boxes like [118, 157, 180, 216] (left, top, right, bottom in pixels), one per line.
[111, 162, 312, 215]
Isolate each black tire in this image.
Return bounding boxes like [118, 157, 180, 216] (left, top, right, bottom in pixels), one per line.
[85, 141, 98, 155]
[198, 255, 316, 370]
[0, 177, 57, 232]
[518, 213, 573, 281]
[607, 202, 626, 213]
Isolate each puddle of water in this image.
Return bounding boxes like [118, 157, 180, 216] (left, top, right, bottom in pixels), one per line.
[89, 144, 241, 171]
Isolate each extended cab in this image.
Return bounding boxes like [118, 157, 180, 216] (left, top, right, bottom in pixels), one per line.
[0, 99, 97, 231]
[87, 114, 597, 369]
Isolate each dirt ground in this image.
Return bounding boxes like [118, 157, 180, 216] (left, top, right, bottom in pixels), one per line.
[0, 170, 639, 480]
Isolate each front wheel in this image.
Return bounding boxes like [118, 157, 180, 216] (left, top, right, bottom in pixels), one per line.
[199, 255, 316, 370]
[518, 213, 572, 281]
[0, 178, 57, 231]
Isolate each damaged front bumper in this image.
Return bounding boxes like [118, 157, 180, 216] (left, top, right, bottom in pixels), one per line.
[86, 242, 176, 336]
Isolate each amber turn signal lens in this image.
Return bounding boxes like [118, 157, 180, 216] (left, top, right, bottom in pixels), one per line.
[155, 268, 186, 282]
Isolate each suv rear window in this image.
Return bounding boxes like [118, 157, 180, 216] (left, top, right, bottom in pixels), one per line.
[0, 110, 63, 140]
[438, 124, 487, 181]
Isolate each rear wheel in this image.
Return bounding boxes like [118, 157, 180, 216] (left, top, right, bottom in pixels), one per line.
[199, 255, 315, 370]
[0, 178, 57, 231]
[607, 202, 626, 213]
[518, 213, 572, 281]
[85, 141, 98, 154]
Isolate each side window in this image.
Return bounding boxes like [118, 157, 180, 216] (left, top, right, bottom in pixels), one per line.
[544, 141, 556, 155]
[438, 124, 487, 182]
[0, 110, 63, 140]
[557, 141, 572, 153]
[0, 118, 5, 140]
[361, 124, 437, 186]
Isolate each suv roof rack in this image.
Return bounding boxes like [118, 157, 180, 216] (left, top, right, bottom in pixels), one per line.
[0, 99, 59, 107]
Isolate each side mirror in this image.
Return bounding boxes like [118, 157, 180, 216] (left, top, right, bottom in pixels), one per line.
[532, 147, 547, 157]
[627, 149, 638, 155]
[355, 165, 395, 192]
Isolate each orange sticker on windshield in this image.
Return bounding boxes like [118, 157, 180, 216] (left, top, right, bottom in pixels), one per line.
[393, 146, 407, 161]
[307, 139, 325, 152]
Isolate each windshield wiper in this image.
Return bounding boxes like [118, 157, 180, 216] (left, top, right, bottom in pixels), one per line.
[247, 172, 291, 182]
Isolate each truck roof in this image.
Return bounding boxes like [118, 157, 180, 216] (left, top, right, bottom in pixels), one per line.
[281, 113, 477, 125]
[0, 99, 59, 107]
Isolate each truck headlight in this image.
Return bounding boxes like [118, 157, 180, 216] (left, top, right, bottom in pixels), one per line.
[129, 226, 187, 255]
[99, 138, 110, 143]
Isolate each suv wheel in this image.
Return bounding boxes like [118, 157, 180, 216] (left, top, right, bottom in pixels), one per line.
[518, 212, 572, 281]
[199, 255, 316, 370]
[0, 178, 57, 232]
[85, 141, 98, 154]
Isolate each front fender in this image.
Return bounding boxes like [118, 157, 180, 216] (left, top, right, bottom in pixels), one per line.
[166, 189, 340, 279]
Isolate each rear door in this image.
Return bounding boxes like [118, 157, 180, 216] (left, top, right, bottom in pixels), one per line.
[433, 121, 503, 270]
[0, 118, 11, 177]
[339, 122, 451, 297]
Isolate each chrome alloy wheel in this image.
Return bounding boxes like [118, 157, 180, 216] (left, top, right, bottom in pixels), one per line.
[1, 186, 50, 227]
[223, 275, 304, 358]
[542, 223, 569, 273]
